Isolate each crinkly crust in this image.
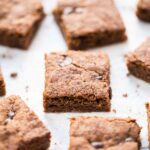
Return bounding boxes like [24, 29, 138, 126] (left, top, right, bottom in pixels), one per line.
[53, 0, 127, 49]
[69, 117, 141, 150]
[43, 50, 111, 112]
[0, 96, 50, 150]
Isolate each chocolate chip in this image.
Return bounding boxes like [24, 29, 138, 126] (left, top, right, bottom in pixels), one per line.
[91, 141, 104, 149]
[8, 111, 15, 119]
[125, 137, 134, 142]
[63, 7, 74, 15]
[96, 76, 103, 80]
[63, 7, 84, 15]
[59, 57, 72, 67]
[109, 87, 112, 99]
[4, 111, 15, 125]
[75, 8, 84, 13]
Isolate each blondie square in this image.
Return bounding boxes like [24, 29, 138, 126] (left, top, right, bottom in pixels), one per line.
[53, 0, 127, 50]
[0, 0, 45, 49]
[43, 50, 111, 112]
[0, 96, 50, 150]
[69, 117, 141, 150]
[126, 38, 150, 83]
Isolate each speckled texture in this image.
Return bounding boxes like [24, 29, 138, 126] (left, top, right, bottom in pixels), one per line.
[69, 117, 141, 150]
[137, 0, 150, 22]
[0, 0, 45, 49]
[43, 50, 111, 112]
[0, 96, 51, 150]
[53, 0, 127, 50]
[0, 69, 6, 96]
[126, 38, 150, 83]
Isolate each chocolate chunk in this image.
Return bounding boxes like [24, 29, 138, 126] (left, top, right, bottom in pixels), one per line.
[109, 87, 112, 99]
[59, 57, 72, 67]
[8, 111, 15, 119]
[75, 8, 84, 13]
[96, 76, 103, 80]
[91, 141, 104, 149]
[63, 7, 74, 15]
[125, 137, 134, 142]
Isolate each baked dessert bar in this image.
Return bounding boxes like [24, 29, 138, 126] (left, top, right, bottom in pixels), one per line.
[137, 0, 150, 22]
[126, 38, 150, 83]
[69, 117, 141, 150]
[0, 68, 6, 96]
[43, 50, 111, 112]
[0, 0, 45, 49]
[0, 96, 50, 150]
[53, 0, 127, 50]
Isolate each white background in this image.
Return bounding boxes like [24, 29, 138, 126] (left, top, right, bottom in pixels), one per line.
[0, 0, 150, 149]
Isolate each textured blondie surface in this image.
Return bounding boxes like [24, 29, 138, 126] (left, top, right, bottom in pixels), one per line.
[0, 96, 50, 150]
[69, 117, 141, 150]
[0, 0, 44, 49]
[137, 0, 150, 22]
[53, 0, 127, 50]
[126, 38, 150, 83]
[0, 69, 6, 96]
[43, 50, 111, 112]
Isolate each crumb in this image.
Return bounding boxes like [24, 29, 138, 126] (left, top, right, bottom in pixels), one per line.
[136, 84, 140, 88]
[2, 54, 6, 58]
[123, 93, 128, 98]
[112, 109, 116, 113]
[126, 73, 130, 77]
[124, 54, 127, 58]
[10, 72, 17, 78]
[25, 86, 29, 92]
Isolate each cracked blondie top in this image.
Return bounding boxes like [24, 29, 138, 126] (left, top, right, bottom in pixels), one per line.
[0, 96, 50, 150]
[53, 0, 126, 49]
[0, 0, 44, 36]
[69, 117, 141, 150]
[43, 50, 111, 112]
[0, 0, 44, 49]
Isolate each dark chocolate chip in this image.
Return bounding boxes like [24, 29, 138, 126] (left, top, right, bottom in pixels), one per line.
[75, 8, 84, 13]
[109, 87, 112, 99]
[125, 137, 134, 142]
[8, 111, 15, 120]
[63, 7, 74, 15]
[63, 7, 84, 15]
[4, 111, 15, 125]
[59, 57, 72, 67]
[96, 76, 103, 80]
[91, 141, 104, 149]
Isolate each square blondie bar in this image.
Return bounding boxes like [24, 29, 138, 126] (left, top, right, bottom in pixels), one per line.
[43, 50, 111, 112]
